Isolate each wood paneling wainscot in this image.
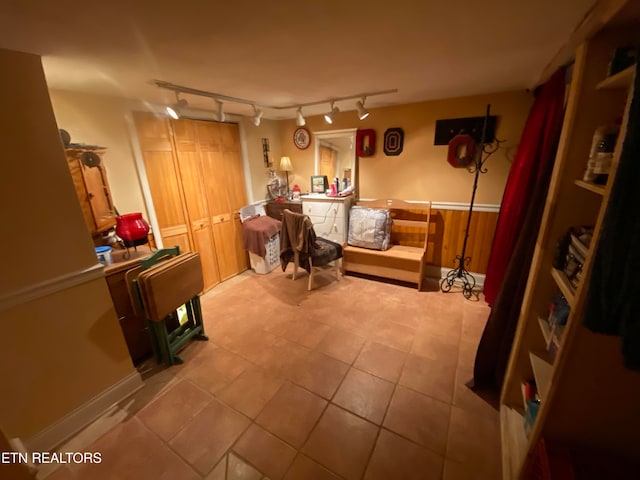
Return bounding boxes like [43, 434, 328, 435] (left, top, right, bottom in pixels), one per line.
[425, 207, 498, 275]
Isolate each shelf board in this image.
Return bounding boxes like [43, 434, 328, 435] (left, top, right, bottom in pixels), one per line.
[596, 65, 635, 90]
[574, 179, 605, 195]
[529, 351, 553, 402]
[500, 405, 529, 480]
[550, 268, 576, 306]
[538, 316, 552, 347]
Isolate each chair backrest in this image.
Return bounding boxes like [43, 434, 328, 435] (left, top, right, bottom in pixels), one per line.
[281, 209, 316, 251]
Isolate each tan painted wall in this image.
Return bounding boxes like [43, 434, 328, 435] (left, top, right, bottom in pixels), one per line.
[49, 89, 282, 211]
[240, 118, 283, 203]
[48, 89, 149, 218]
[279, 90, 533, 204]
[0, 49, 135, 439]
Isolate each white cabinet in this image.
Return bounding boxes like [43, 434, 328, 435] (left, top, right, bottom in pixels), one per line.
[301, 194, 353, 244]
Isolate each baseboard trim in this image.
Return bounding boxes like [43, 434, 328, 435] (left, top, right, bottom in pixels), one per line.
[0, 263, 105, 312]
[424, 265, 486, 287]
[25, 371, 143, 453]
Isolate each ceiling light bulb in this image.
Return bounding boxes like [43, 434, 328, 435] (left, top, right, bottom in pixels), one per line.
[216, 100, 225, 122]
[166, 106, 179, 119]
[296, 107, 306, 127]
[166, 96, 188, 119]
[356, 98, 369, 120]
[251, 105, 263, 126]
[324, 103, 339, 124]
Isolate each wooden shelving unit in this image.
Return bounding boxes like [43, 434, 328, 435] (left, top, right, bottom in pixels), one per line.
[537, 316, 552, 345]
[529, 351, 553, 401]
[500, 5, 640, 478]
[596, 64, 635, 90]
[550, 268, 575, 305]
[574, 179, 606, 195]
[500, 405, 528, 480]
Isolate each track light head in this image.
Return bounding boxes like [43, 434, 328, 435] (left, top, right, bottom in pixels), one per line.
[216, 100, 225, 122]
[356, 97, 369, 120]
[166, 94, 188, 119]
[251, 105, 263, 126]
[324, 102, 340, 124]
[296, 107, 306, 126]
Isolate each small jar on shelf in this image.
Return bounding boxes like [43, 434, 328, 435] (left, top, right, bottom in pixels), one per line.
[582, 122, 620, 185]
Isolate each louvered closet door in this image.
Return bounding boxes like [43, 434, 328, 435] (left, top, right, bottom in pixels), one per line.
[133, 112, 192, 254]
[171, 119, 221, 290]
[196, 121, 248, 280]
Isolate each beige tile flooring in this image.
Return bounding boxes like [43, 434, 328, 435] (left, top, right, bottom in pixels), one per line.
[40, 268, 501, 480]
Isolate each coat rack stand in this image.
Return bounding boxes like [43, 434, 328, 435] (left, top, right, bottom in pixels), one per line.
[441, 104, 503, 299]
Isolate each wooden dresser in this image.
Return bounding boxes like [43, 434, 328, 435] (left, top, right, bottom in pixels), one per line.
[300, 194, 353, 244]
[266, 199, 302, 220]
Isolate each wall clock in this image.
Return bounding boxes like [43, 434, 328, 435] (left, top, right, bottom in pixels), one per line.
[293, 127, 311, 149]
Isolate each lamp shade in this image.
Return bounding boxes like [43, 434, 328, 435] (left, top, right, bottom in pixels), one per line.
[356, 100, 370, 120]
[279, 156, 293, 172]
[216, 100, 225, 122]
[166, 98, 187, 119]
[296, 107, 306, 126]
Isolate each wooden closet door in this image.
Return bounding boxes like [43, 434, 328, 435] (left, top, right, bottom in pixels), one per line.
[196, 121, 248, 279]
[319, 145, 337, 180]
[171, 119, 221, 290]
[220, 123, 249, 274]
[133, 112, 192, 254]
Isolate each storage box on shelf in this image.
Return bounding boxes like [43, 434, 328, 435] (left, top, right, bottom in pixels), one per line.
[500, 9, 640, 479]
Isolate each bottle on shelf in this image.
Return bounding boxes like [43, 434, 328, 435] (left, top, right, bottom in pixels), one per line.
[582, 121, 620, 185]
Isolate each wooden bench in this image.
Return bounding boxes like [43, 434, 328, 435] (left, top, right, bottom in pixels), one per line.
[342, 199, 431, 290]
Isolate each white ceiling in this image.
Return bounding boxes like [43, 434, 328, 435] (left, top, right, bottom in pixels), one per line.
[0, 0, 596, 119]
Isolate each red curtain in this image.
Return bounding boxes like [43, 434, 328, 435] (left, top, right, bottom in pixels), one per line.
[483, 69, 567, 305]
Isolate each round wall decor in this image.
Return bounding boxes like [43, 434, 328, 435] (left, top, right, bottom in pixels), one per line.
[356, 129, 376, 157]
[447, 134, 476, 168]
[383, 128, 404, 156]
[293, 127, 311, 149]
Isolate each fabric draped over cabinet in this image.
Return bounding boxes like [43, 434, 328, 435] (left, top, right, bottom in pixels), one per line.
[584, 64, 640, 370]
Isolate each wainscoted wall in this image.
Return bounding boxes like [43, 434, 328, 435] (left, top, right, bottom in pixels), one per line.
[426, 206, 499, 275]
[359, 200, 500, 275]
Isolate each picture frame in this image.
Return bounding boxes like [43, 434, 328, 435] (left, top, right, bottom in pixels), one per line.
[294, 127, 311, 149]
[311, 175, 329, 193]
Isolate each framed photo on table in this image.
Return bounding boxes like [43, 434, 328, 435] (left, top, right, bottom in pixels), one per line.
[311, 175, 329, 193]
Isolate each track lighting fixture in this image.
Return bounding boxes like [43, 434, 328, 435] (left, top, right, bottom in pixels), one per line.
[251, 105, 263, 126]
[166, 93, 188, 119]
[356, 97, 369, 120]
[324, 102, 340, 124]
[154, 79, 398, 124]
[216, 100, 225, 122]
[296, 107, 306, 127]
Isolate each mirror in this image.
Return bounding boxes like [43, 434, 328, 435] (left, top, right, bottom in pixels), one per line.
[313, 128, 357, 193]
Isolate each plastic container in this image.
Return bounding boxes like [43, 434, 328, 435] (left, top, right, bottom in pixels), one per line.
[95, 246, 113, 266]
[249, 234, 280, 274]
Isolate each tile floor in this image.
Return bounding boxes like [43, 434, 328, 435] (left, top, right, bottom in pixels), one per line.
[40, 268, 501, 480]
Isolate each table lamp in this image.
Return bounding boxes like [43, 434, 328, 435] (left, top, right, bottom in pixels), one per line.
[279, 156, 293, 199]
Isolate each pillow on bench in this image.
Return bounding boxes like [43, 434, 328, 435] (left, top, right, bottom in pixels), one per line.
[348, 206, 392, 251]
